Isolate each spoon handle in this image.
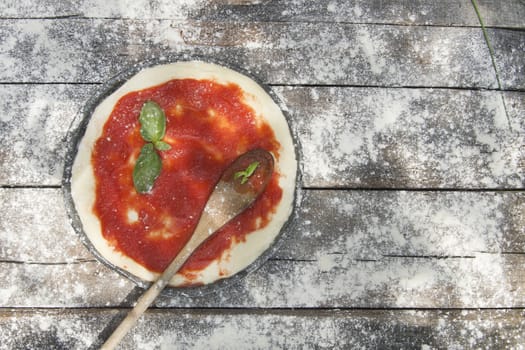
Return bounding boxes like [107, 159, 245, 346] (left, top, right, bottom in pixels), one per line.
[101, 149, 273, 349]
[100, 231, 205, 350]
[101, 182, 258, 349]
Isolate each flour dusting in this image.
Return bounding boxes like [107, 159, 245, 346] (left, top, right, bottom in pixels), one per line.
[0, 85, 91, 185]
[0, 3, 522, 349]
[81, 0, 206, 18]
[282, 87, 523, 188]
[228, 190, 525, 309]
[356, 27, 386, 75]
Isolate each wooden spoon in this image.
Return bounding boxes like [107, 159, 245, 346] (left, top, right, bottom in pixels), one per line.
[101, 149, 274, 349]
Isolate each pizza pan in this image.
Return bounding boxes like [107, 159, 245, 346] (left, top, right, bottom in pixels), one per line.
[62, 55, 301, 297]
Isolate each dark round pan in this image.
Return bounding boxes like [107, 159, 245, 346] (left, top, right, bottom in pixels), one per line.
[62, 55, 302, 297]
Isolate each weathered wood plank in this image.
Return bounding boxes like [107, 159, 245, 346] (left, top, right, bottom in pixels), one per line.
[2, 85, 522, 188]
[3, 189, 523, 263]
[488, 28, 525, 90]
[0, 84, 95, 186]
[196, 0, 480, 27]
[0, 0, 200, 20]
[1, 0, 481, 27]
[504, 91, 525, 133]
[1, 188, 524, 308]
[4, 0, 523, 29]
[288, 190, 525, 258]
[0, 309, 523, 350]
[0, 19, 496, 87]
[1, 253, 524, 309]
[281, 87, 524, 188]
[0, 188, 90, 262]
[476, 0, 525, 29]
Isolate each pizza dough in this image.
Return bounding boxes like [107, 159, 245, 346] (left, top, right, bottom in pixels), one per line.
[71, 61, 296, 287]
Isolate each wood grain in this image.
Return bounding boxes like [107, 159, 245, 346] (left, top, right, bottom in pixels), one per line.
[504, 91, 525, 133]
[1, 188, 524, 308]
[5, 0, 519, 30]
[2, 252, 523, 309]
[0, 20, 497, 87]
[488, 28, 525, 90]
[196, 0, 480, 27]
[0, 84, 95, 186]
[280, 87, 524, 189]
[1, 85, 523, 188]
[3, 189, 523, 263]
[476, 0, 525, 29]
[0, 309, 523, 349]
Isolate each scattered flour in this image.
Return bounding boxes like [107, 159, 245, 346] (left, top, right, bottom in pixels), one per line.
[326, 1, 337, 13]
[0, 189, 84, 262]
[353, 4, 363, 17]
[356, 27, 386, 75]
[0, 286, 16, 305]
[0, 85, 89, 185]
[81, 0, 206, 18]
[284, 86, 522, 187]
[189, 323, 272, 350]
[234, 189, 524, 309]
[317, 254, 338, 272]
[0, 3, 522, 349]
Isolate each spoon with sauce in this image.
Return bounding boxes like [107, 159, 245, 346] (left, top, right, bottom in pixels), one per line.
[102, 148, 274, 349]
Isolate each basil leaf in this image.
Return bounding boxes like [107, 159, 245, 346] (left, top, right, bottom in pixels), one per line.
[133, 143, 162, 193]
[234, 161, 260, 184]
[139, 101, 166, 143]
[154, 140, 171, 151]
[244, 161, 260, 177]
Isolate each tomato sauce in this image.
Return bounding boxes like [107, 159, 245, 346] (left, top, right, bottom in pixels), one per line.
[91, 79, 282, 280]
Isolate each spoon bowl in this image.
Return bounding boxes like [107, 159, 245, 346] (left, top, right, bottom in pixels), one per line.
[200, 148, 275, 233]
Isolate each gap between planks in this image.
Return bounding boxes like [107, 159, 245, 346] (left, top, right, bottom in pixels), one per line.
[0, 15, 524, 31]
[0, 258, 97, 265]
[1, 81, 525, 93]
[2, 252, 522, 266]
[2, 185, 524, 192]
[301, 187, 525, 192]
[1, 306, 524, 315]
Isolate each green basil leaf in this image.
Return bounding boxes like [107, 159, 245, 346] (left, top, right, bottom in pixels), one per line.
[244, 161, 259, 177]
[234, 161, 260, 184]
[139, 101, 166, 143]
[133, 143, 162, 193]
[154, 140, 171, 151]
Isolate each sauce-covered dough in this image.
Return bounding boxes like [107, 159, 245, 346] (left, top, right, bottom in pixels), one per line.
[72, 62, 296, 286]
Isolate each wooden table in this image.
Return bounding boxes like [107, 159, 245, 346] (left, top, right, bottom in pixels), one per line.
[1, 1, 524, 348]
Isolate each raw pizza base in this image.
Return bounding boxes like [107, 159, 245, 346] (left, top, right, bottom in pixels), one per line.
[71, 61, 296, 286]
